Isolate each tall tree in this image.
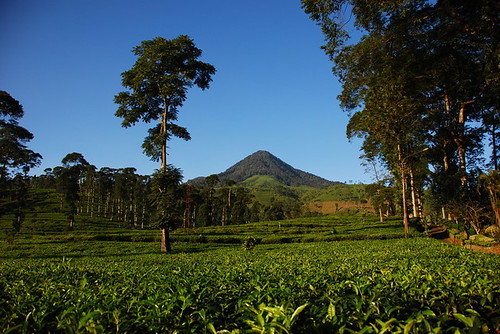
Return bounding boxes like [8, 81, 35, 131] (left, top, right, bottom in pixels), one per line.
[115, 35, 216, 170]
[341, 32, 428, 237]
[303, 0, 498, 231]
[0, 91, 41, 229]
[59, 153, 89, 229]
[0, 91, 42, 180]
[115, 35, 215, 252]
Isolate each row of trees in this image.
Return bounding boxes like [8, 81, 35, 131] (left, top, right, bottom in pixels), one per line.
[1, 84, 307, 252]
[303, 0, 499, 235]
[31, 156, 305, 230]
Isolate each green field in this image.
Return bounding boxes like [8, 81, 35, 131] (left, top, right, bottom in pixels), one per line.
[1, 216, 499, 333]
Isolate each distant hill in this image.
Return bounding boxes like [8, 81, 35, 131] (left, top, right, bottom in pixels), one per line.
[188, 150, 336, 188]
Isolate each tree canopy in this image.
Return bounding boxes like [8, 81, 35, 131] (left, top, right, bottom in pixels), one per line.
[0, 91, 42, 179]
[114, 35, 216, 170]
[303, 0, 499, 232]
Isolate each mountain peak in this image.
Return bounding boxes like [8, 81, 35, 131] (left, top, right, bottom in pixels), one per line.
[251, 150, 275, 157]
[189, 151, 335, 188]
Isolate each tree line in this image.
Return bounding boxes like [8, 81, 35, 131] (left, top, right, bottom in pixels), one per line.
[31, 154, 306, 228]
[1, 144, 307, 234]
[303, 0, 499, 236]
[1, 85, 309, 249]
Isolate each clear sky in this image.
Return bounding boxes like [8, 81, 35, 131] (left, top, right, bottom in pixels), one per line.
[1, 0, 370, 183]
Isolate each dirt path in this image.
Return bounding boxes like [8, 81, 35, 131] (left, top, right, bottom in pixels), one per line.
[441, 237, 500, 255]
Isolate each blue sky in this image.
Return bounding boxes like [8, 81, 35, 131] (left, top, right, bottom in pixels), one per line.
[1, 0, 370, 183]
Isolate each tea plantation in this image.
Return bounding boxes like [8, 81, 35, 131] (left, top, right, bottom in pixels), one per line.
[1, 217, 499, 333]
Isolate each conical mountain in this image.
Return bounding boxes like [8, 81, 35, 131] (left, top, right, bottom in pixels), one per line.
[189, 150, 335, 188]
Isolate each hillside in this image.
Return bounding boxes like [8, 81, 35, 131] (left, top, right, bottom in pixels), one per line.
[189, 150, 336, 188]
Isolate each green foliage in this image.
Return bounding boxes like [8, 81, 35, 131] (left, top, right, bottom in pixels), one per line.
[302, 0, 499, 231]
[0, 90, 42, 179]
[485, 225, 500, 239]
[114, 35, 215, 165]
[241, 236, 257, 251]
[1, 237, 498, 332]
[241, 175, 285, 189]
[302, 183, 368, 202]
[150, 166, 183, 229]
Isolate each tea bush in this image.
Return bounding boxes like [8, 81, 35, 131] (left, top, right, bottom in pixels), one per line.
[1, 237, 498, 333]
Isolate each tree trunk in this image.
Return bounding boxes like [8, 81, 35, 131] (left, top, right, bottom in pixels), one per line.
[409, 168, 419, 218]
[159, 102, 171, 252]
[486, 184, 500, 226]
[97, 196, 101, 217]
[161, 228, 171, 252]
[160, 105, 168, 170]
[133, 203, 137, 228]
[398, 144, 410, 238]
[221, 206, 226, 226]
[492, 119, 498, 170]
[142, 203, 146, 229]
[453, 102, 469, 187]
[228, 187, 232, 225]
[118, 199, 122, 222]
[91, 187, 95, 217]
[456, 141, 467, 187]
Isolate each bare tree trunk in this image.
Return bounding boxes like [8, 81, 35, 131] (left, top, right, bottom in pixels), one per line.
[161, 108, 168, 170]
[129, 202, 134, 226]
[486, 180, 500, 226]
[228, 187, 233, 225]
[459, 102, 470, 183]
[398, 144, 410, 238]
[160, 228, 171, 252]
[409, 168, 419, 218]
[160, 102, 169, 252]
[90, 187, 95, 217]
[142, 203, 146, 229]
[492, 120, 498, 170]
[133, 203, 137, 228]
[221, 207, 226, 226]
[105, 192, 111, 218]
[118, 199, 122, 222]
[456, 141, 467, 187]
[453, 101, 471, 187]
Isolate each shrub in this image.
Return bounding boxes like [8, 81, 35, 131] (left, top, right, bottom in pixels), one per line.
[485, 225, 500, 239]
[242, 237, 257, 251]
